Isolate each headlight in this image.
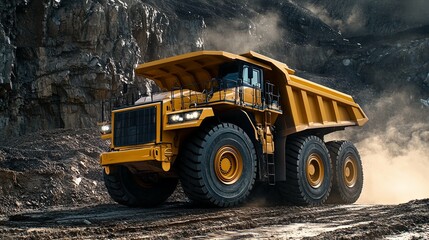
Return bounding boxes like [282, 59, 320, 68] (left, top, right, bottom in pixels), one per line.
[185, 111, 200, 120]
[168, 110, 202, 124]
[170, 114, 184, 123]
[100, 124, 111, 134]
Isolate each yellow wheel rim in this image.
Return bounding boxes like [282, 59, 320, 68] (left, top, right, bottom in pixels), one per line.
[214, 145, 243, 185]
[343, 156, 358, 188]
[306, 153, 325, 188]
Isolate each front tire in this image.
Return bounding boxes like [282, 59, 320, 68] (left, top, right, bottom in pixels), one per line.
[179, 123, 257, 207]
[326, 141, 363, 204]
[279, 135, 332, 205]
[104, 165, 178, 207]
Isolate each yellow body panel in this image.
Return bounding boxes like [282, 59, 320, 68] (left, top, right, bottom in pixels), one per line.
[100, 143, 173, 171]
[100, 133, 111, 140]
[135, 51, 272, 92]
[101, 144, 168, 164]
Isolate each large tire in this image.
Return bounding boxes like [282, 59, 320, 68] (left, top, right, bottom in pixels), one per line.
[326, 141, 363, 204]
[279, 135, 332, 205]
[104, 165, 178, 207]
[179, 123, 257, 207]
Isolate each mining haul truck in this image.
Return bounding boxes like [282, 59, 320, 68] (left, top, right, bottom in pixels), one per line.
[98, 51, 368, 207]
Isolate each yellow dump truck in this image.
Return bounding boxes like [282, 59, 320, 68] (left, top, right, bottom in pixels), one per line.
[98, 51, 368, 207]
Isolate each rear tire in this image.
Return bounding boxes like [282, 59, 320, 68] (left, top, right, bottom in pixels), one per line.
[104, 165, 178, 207]
[326, 141, 363, 204]
[279, 135, 332, 205]
[179, 123, 257, 207]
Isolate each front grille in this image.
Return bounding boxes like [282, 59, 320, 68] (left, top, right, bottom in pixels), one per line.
[113, 106, 157, 147]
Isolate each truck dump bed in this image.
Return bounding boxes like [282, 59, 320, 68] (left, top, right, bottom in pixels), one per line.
[135, 51, 368, 136]
[280, 73, 368, 135]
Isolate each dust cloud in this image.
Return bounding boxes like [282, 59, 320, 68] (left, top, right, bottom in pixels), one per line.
[329, 92, 429, 204]
[203, 12, 282, 53]
[304, 0, 429, 35]
[356, 132, 429, 204]
[304, 4, 365, 34]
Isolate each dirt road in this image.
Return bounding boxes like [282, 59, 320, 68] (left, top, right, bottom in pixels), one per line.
[0, 129, 428, 239]
[1, 198, 428, 239]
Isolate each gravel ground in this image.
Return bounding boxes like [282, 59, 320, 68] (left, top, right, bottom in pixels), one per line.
[0, 128, 428, 239]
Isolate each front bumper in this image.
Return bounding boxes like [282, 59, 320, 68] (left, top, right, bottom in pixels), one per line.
[100, 143, 173, 171]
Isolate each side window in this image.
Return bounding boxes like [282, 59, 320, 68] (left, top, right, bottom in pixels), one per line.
[241, 65, 262, 88]
[251, 69, 261, 88]
[242, 65, 250, 85]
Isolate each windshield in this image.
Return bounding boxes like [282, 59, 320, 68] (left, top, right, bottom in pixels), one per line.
[223, 72, 238, 81]
[219, 62, 239, 89]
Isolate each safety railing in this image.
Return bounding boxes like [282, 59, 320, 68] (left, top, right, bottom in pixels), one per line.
[264, 82, 281, 111]
[167, 78, 281, 112]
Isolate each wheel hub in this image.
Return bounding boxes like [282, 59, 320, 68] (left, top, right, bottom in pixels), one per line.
[344, 157, 358, 187]
[220, 157, 233, 174]
[306, 153, 325, 188]
[214, 145, 243, 185]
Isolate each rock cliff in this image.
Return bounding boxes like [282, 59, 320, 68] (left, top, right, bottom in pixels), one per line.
[0, 0, 205, 137]
[0, 0, 428, 137]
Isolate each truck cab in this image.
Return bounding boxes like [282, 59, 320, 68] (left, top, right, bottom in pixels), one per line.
[217, 61, 265, 105]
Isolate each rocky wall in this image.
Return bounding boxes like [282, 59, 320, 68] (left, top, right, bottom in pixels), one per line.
[0, 0, 206, 138]
[1, 0, 428, 138]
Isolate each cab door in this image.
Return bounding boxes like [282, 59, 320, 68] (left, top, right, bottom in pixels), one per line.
[242, 65, 263, 108]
